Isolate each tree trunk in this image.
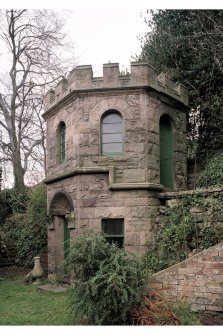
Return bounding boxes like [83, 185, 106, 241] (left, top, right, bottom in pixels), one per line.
[12, 152, 26, 192]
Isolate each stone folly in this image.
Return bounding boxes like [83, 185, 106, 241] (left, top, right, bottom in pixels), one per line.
[43, 62, 189, 274]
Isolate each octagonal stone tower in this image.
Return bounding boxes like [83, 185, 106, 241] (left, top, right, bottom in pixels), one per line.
[43, 62, 189, 274]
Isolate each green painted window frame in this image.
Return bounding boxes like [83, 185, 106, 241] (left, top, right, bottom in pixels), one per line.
[58, 122, 66, 164]
[101, 111, 124, 156]
[102, 218, 124, 248]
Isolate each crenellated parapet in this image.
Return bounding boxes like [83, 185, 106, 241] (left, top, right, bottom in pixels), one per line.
[44, 62, 188, 113]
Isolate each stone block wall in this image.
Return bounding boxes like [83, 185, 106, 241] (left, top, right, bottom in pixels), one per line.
[47, 172, 161, 271]
[156, 187, 223, 231]
[148, 242, 223, 312]
[43, 62, 189, 273]
[43, 62, 188, 112]
[187, 159, 202, 190]
[43, 62, 188, 190]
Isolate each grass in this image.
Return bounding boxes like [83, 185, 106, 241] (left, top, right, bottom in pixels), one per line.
[0, 279, 202, 326]
[173, 300, 201, 325]
[0, 279, 72, 325]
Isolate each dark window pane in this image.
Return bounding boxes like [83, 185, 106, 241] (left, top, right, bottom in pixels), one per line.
[103, 114, 122, 124]
[60, 123, 66, 134]
[102, 219, 123, 235]
[102, 123, 123, 133]
[102, 133, 122, 143]
[102, 143, 122, 153]
[102, 219, 124, 248]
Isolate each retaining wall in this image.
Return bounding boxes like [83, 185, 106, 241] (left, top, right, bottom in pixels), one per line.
[148, 241, 223, 312]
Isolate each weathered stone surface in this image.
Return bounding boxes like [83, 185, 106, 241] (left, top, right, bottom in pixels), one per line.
[43, 62, 188, 274]
[149, 242, 223, 313]
[124, 169, 146, 183]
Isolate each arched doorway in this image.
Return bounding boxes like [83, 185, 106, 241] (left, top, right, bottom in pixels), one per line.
[49, 191, 74, 274]
[159, 114, 174, 190]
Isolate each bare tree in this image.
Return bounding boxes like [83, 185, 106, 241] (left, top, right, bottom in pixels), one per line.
[0, 9, 73, 191]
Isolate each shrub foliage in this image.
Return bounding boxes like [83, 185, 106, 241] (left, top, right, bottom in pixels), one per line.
[0, 183, 47, 266]
[67, 231, 147, 325]
[197, 150, 223, 188]
[145, 193, 223, 274]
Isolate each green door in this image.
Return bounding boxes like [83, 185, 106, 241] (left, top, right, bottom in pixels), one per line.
[160, 115, 174, 189]
[63, 218, 70, 274]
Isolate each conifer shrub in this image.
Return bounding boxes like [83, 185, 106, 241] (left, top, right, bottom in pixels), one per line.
[67, 231, 147, 325]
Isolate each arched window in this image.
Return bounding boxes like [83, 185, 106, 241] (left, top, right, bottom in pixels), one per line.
[159, 114, 174, 189]
[101, 111, 123, 155]
[58, 122, 66, 163]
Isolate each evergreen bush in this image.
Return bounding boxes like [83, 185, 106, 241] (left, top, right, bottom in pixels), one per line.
[67, 231, 147, 325]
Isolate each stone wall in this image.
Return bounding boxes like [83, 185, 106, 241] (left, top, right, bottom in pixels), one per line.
[157, 187, 223, 229]
[47, 173, 161, 273]
[187, 159, 202, 190]
[43, 62, 188, 190]
[148, 242, 223, 313]
[43, 62, 189, 273]
[43, 62, 188, 112]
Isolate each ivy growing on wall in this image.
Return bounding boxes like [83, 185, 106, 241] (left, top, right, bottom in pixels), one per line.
[196, 150, 223, 188]
[145, 192, 223, 274]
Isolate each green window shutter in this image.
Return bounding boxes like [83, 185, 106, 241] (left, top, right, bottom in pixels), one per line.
[102, 218, 124, 248]
[101, 111, 123, 155]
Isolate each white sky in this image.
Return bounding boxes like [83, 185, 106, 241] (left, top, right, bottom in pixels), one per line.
[4, 0, 223, 78]
[66, 9, 147, 76]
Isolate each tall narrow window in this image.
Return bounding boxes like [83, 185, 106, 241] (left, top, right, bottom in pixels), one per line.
[58, 122, 66, 163]
[160, 114, 174, 189]
[101, 111, 123, 155]
[102, 218, 124, 248]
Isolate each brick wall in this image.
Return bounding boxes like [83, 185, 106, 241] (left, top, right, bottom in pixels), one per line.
[148, 242, 223, 312]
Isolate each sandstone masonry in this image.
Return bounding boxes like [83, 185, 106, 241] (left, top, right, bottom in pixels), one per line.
[43, 62, 189, 274]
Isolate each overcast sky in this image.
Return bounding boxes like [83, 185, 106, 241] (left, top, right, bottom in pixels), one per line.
[66, 9, 148, 76]
[5, 0, 222, 78]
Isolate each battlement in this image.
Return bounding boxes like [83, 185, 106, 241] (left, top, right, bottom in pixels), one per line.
[43, 62, 189, 113]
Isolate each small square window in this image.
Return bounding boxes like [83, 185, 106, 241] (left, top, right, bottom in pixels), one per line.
[102, 218, 124, 248]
